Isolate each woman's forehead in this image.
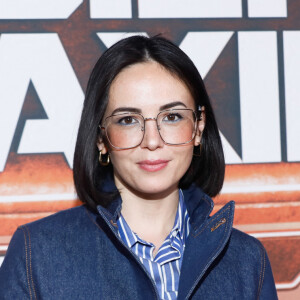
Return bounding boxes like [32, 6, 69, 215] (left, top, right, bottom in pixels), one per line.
[106, 61, 195, 114]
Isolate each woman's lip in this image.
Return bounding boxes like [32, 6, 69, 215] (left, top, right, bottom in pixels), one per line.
[137, 160, 169, 172]
[138, 160, 169, 165]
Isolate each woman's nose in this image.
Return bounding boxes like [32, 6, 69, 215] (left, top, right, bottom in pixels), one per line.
[140, 119, 164, 150]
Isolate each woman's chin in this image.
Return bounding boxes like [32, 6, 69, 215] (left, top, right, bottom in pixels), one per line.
[126, 181, 178, 200]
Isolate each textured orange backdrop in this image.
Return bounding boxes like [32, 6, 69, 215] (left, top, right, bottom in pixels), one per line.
[0, 1, 300, 298]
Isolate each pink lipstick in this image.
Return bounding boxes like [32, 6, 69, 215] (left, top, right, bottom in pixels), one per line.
[137, 160, 169, 172]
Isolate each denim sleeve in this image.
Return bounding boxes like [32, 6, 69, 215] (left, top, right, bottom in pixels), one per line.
[258, 246, 278, 300]
[0, 227, 34, 299]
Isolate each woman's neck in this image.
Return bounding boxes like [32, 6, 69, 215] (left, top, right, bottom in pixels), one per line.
[115, 178, 179, 254]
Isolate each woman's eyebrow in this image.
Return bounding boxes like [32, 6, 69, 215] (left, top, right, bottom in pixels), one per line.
[111, 107, 142, 114]
[159, 101, 187, 110]
[111, 101, 187, 115]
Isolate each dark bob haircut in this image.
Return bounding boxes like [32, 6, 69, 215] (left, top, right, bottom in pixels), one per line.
[73, 35, 225, 210]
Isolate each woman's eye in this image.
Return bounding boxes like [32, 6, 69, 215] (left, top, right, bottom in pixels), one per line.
[118, 116, 138, 125]
[163, 113, 182, 122]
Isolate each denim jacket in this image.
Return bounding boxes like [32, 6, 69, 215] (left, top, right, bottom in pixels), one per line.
[0, 185, 278, 299]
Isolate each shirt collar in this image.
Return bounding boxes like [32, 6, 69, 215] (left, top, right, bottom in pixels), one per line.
[168, 189, 187, 243]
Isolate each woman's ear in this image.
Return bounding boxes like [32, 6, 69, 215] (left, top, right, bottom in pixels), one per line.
[194, 106, 206, 146]
[97, 138, 108, 154]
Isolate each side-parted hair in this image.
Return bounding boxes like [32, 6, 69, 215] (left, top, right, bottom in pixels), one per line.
[73, 35, 225, 210]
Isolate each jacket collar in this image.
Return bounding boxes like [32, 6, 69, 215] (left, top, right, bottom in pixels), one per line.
[178, 198, 235, 299]
[97, 176, 122, 224]
[181, 184, 214, 230]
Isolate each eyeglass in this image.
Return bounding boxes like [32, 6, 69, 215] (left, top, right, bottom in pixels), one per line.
[100, 108, 202, 150]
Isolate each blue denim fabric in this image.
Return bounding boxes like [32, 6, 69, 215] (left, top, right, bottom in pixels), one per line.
[0, 185, 278, 299]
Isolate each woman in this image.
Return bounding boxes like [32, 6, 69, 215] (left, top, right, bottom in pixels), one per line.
[0, 36, 277, 299]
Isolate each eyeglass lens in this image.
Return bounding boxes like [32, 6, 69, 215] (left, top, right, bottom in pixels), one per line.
[104, 109, 197, 149]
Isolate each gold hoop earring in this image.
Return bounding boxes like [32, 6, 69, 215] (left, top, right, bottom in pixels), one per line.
[193, 143, 202, 157]
[99, 151, 110, 166]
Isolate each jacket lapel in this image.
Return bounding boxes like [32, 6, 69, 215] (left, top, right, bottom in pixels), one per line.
[178, 200, 235, 299]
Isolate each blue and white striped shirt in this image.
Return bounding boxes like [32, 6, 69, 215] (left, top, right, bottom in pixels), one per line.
[117, 190, 190, 300]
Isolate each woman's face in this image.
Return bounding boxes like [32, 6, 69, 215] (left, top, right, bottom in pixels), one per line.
[98, 61, 204, 198]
